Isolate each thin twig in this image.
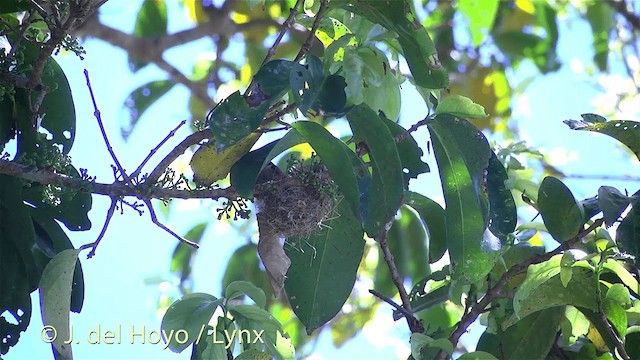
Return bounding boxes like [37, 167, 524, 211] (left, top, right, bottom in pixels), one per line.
[145, 129, 212, 185]
[261, 0, 304, 68]
[79, 198, 117, 258]
[599, 312, 631, 360]
[0, 159, 236, 199]
[377, 219, 424, 333]
[294, 0, 328, 62]
[434, 218, 605, 360]
[84, 69, 130, 183]
[262, 102, 298, 126]
[369, 289, 414, 320]
[143, 199, 199, 249]
[243, 0, 304, 99]
[394, 117, 429, 143]
[605, 0, 640, 32]
[131, 120, 187, 180]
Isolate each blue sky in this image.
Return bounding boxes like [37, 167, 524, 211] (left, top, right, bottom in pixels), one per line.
[6, 1, 640, 359]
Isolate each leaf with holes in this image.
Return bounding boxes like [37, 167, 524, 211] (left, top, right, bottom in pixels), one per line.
[565, 119, 640, 161]
[381, 114, 429, 188]
[207, 92, 270, 152]
[122, 80, 174, 139]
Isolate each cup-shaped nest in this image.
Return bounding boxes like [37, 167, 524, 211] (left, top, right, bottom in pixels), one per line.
[255, 176, 333, 239]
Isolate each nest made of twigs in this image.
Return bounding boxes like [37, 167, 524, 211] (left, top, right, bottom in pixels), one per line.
[254, 164, 335, 239]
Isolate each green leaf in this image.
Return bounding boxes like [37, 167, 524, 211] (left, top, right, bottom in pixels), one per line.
[457, 351, 499, 360]
[597, 186, 631, 227]
[410, 333, 453, 359]
[537, 176, 584, 242]
[0, 0, 29, 13]
[130, 0, 168, 71]
[39, 249, 81, 359]
[403, 191, 447, 263]
[509, 256, 598, 324]
[0, 93, 16, 150]
[617, 194, 640, 258]
[170, 222, 207, 285]
[226, 304, 291, 359]
[342, 46, 400, 120]
[560, 252, 575, 288]
[122, 80, 174, 139]
[428, 114, 498, 284]
[0, 175, 37, 355]
[230, 130, 305, 198]
[564, 120, 640, 162]
[345, 0, 449, 89]
[458, 0, 499, 47]
[207, 91, 270, 152]
[602, 259, 639, 296]
[381, 114, 430, 188]
[161, 293, 222, 353]
[30, 207, 85, 313]
[23, 170, 92, 231]
[477, 307, 564, 360]
[284, 198, 364, 334]
[586, 1, 613, 71]
[225, 281, 266, 309]
[291, 121, 371, 222]
[486, 152, 516, 241]
[435, 95, 488, 119]
[221, 244, 271, 300]
[347, 104, 404, 237]
[36, 57, 76, 154]
[297, 55, 348, 118]
[253, 60, 305, 98]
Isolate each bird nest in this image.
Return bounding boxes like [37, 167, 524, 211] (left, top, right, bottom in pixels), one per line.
[254, 157, 336, 239]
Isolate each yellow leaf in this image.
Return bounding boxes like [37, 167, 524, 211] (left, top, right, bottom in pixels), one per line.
[184, 0, 209, 24]
[587, 323, 609, 352]
[190, 133, 260, 186]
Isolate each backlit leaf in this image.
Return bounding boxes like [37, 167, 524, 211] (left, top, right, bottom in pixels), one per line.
[403, 191, 447, 263]
[509, 255, 598, 323]
[565, 119, 640, 162]
[537, 176, 584, 242]
[458, 0, 499, 47]
[435, 95, 488, 119]
[477, 307, 564, 360]
[381, 114, 429, 188]
[122, 80, 174, 139]
[428, 114, 498, 283]
[207, 92, 269, 152]
[161, 293, 222, 353]
[130, 0, 167, 71]
[39, 249, 81, 359]
[190, 132, 260, 186]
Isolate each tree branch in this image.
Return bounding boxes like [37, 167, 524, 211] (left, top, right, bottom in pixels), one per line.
[605, 0, 640, 32]
[434, 218, 605, 360]
[376, 219, 424, 333]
